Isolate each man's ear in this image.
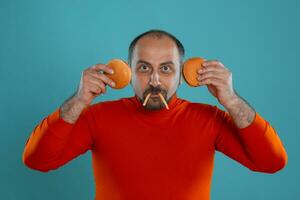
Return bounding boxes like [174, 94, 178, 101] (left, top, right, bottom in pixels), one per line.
[179, 64, 183, 85]
[127, 61, 133, 85]
[129, 69, 132, 85]
[179, 73, 183, 85]
[178, 72, 182, 86]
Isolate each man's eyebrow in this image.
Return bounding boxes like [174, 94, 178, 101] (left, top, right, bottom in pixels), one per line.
[160, 61, 174, 66]
[137, 60, 175, 66]
[137, 60, 152, 66]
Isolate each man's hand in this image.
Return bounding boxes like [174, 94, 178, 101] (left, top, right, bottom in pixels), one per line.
[60, 63, 116, 124]
[76, 64, 116, 105]
[196, 60, 236, 107]
[196, 60, 255, 128]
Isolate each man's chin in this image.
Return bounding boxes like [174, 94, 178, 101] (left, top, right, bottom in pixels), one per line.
[145, 105, 164, 111]
[144, 104, 164, 110]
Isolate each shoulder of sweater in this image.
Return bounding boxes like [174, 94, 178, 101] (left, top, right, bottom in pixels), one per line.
[183, 101, 230, 123]
[183, 99, 217, 111]
[92, 97, 126, 108]
[77, 97, 128, 121]
[84, 96, 132, 113]
[176, 97, 224, 115]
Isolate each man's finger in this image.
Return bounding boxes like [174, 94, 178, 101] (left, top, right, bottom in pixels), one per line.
[87, 82, 102, 95]
[202, 60, 225, 68]
[197, 65, 226, 74]
[197, 71, 225, 81]
[91, 64, 114, 74]
[88, 76, 107, 93]
[90, 72, 116, 87]
[198, 77, 225, 87]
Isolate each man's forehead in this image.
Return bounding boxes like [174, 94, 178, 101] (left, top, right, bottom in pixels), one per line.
[133, 36, 180, 64]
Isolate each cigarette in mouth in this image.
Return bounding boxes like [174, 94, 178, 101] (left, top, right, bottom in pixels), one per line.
[143, 93, 151, 106]
[158, 92, 169, 110]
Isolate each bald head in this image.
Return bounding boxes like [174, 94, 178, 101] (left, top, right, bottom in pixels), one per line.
[128, 29, 185, 66]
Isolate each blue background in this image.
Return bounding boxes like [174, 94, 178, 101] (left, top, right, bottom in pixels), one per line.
[0, 0, 299, 199]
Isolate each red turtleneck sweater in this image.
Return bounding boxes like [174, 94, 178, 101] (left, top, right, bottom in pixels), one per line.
[22, 94, 287, 200]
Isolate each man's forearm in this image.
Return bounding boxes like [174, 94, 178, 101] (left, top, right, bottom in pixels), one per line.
[60, 92, 89, 124]
[223, 92, 256, 129]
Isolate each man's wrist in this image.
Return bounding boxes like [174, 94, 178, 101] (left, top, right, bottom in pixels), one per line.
[222, 93, 240, 111]
[60, 93, 89, 124]
[222, 93, 256, 129]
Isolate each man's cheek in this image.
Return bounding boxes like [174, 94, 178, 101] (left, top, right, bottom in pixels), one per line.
[137, 82, 148, 97]
[138, 78, 148, 91]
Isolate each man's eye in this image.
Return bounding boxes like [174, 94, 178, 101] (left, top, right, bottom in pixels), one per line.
[161, 65, 172, 73]
[139, 65, 149, 72]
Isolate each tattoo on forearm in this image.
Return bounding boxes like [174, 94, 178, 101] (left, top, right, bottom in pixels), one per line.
[225, 92, 256, 129]
[60, 92, 88, 124]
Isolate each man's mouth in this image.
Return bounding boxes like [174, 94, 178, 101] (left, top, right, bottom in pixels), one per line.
[150, 93, 160, 97]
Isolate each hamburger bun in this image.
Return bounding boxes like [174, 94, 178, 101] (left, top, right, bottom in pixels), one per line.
[182, 57, 205, 87]
[105, 59, 131, 89]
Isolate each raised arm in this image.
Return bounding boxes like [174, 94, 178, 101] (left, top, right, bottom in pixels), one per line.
[213, 104, 288, 173]
[22, 96, 94, 172]
[22, 63, 115, 172]
[197, 59, 287, 173]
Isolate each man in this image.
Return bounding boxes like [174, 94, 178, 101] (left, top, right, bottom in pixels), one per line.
[23, 29, 288, 200]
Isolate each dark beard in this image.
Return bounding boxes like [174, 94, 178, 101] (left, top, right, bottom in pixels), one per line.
[139, 86, 170, 110]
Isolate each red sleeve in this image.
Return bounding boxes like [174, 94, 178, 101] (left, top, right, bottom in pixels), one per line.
[214, 106, 288, 173]
[22, 106, 95, 172]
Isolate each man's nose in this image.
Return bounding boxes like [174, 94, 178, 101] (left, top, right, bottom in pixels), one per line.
[149, 71, 161, 87]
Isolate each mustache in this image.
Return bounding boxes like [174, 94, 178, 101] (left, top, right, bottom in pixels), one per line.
[143, 86, 167, 98]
